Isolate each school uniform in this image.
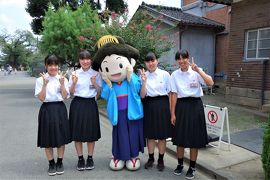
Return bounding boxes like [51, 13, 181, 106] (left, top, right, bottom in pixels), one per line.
[35, 74, 71, 148]
[68, 68, 102, 142]
[170, 67, 208, 148]
[143, 68, 172, 140]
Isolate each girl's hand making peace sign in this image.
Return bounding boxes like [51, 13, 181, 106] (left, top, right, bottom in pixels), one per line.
[39, 72, 49, 86]
[71, 71, 78, 85]
[139, 68, 147, 83]
[58, 70, 68, 86]
[189, 57, 199, 72]
[91, 74, 97, 86]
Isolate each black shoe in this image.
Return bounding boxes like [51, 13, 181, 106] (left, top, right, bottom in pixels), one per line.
[185, 167, 196, 179]
[144, 158, 154, 169]
[48, 163, 56, 176]
[77, 158, 85, 171]
[173, 164, 184, 176]
[56, 162, 64, 175]
[86, 158, 95, 170]
[157, 160, 165, 171]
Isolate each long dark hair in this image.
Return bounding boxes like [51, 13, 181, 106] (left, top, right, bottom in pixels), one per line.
[175, 50, 189, 60]
[79, 50, 91, 60]
[145, 52, 156, 62]
[44, 55, 59, 65]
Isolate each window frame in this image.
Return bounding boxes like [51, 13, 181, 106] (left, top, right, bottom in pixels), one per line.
[244, 27, 270, 61]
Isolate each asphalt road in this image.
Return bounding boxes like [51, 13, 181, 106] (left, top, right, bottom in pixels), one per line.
[0, 71, 212, 179]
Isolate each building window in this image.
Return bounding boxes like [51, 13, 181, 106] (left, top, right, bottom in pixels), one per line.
[245, 27, 270, 60]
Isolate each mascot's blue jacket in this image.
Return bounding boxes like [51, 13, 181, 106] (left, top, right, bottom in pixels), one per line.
[101, 73, 143, 126]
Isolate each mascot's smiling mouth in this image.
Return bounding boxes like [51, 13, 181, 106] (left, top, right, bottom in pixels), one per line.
[111, 73, 121, 78]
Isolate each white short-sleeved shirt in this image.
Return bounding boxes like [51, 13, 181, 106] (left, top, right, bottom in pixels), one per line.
[35, 74, 70, 102]
[68, 68, 102, 98]
[170, 67, 206, 98]
[144, 68, 171, 97]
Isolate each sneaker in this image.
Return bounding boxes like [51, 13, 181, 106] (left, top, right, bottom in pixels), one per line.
[56, 162, 64, 175]
[86, 158, 95, 170]
[144, 158, 154, 169]
[185, 167, 196, 179]
[157, 160, 165, 171]
[48, 163, 56, 176]
[77, 158, 85, 171]
[173, 164, 184, 176]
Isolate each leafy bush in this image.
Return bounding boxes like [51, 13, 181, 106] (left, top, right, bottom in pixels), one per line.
[262, 115, 270, 179]
[41, 3, 104, 67]
[105, 10, 175, 69]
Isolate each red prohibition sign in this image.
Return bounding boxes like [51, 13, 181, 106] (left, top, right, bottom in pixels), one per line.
[208, 110, 218, 124]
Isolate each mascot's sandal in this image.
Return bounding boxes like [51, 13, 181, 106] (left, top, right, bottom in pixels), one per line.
[110, 159, 125, 171]
[92, 35, 144, 171]
[109, 158, 140, 171]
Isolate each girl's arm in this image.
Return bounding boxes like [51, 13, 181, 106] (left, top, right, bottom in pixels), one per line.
[139, 68, 147, 98]
[37, 74, 48, 102]
[69, 72, 78, 95]
[170, 92, 177, 126]
[190, 58, 214, 86]
[91, 75, 101, 99]
[197, 69, 214, 86]
[37, 84, 47, 102]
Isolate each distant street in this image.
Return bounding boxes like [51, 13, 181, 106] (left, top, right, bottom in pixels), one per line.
[0, 71, 211, 179]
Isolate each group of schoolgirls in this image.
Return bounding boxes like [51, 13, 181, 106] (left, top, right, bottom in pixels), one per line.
[35, 49, 213, 180]
[35, 50, 101, 176]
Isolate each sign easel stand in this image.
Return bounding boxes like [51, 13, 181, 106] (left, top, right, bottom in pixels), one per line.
[204, 105, 231, 154]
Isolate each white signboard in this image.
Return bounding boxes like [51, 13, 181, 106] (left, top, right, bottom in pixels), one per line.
[204, 105, 231, 152]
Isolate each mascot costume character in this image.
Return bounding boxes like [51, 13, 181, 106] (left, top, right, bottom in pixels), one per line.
[92, 35, 144, 171]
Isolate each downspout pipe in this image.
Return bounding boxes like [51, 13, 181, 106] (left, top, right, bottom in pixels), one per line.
[261, 59, 269, 107]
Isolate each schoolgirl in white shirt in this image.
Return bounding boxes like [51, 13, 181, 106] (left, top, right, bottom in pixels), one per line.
[170, 50, 214, 179]
[140, 52, 172, 172]
[35, 55, 71, 176]
[69, 50, 102, 171]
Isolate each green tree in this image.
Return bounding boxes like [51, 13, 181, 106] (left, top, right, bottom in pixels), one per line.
[25, 50, 45, 66]
[262, 115, 270, 179]
[40, 2, 174, 70]
[106, 0, 127, 14]
[0, 30, 37, 68]
[26, 0, 101, 34]
[40, 3, 105, 67]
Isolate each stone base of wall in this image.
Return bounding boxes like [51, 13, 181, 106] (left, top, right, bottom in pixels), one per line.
[262, 104, 270, 113]
[226, 86, 270, 109]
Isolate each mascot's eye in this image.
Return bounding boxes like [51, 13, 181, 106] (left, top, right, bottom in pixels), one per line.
[105, 67, 109, 72]
[119, 63, 123, 68]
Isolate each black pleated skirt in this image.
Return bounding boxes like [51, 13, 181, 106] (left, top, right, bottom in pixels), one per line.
[69, 96, 101, 142]
[38, 101, 71, 148]
[172, 97, 208, 148]
[143, 96, 172, 139]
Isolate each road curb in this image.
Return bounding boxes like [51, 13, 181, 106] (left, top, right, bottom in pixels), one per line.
[165, 146, 229, 180]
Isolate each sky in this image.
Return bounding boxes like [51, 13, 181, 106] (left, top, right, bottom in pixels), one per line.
[0, 0, 181, 35]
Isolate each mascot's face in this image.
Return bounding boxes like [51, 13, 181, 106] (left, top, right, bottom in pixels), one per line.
[101, 54, 135, 82]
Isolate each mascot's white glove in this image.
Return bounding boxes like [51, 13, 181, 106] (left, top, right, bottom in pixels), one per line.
[99, 69, 112, 89]
[127, 64, 133, 83]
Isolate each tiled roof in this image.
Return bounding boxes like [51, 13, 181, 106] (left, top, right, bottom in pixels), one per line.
[140, 2, 225, 31]
[203, 0, 232, 5]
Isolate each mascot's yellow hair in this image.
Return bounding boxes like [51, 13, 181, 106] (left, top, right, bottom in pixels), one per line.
[97, 35, 119, 49]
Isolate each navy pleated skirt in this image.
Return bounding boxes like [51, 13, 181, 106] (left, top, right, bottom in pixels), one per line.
[112, 109, 145, 160]
[69, 96, 101, 142]
[143, 96, 172, 139]
[172, 97, 208, 148]
[38, 101, 71, 148]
